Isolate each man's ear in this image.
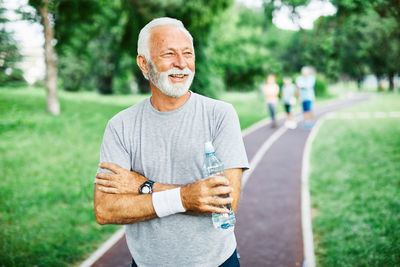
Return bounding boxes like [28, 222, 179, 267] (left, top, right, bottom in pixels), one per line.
[137, 55, 149, 75]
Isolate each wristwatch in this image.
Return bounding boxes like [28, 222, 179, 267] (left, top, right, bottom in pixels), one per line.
[139, 180, 154, 194]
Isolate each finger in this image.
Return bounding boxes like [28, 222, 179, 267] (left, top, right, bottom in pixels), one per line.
[99, 162, 124, 174]
[96, 172, 115, 180]
[95, 179, 117, 188]
[97, 185, 118, 194]
[209, 186, 233, 196]
[206, 176, 229, 186]
[206, 205, 230, 214]
[210, 197, 233, 206]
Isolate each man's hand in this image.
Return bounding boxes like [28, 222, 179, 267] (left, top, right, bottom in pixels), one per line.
[181, 176, 233, 214]
[96, 162, 146, 194]
[96, 162, 238, 215]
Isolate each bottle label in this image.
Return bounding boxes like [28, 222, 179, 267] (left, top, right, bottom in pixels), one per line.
[206, 167, 224, 177]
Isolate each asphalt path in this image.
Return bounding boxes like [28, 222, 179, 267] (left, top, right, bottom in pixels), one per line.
[89, 94, 369, 267]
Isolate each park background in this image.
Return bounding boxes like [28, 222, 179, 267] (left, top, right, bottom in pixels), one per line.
[1, 0, 399, 266]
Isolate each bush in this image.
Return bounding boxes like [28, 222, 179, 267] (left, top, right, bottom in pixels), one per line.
[0, 68, 26, 87]
[315, 76, 328, 97]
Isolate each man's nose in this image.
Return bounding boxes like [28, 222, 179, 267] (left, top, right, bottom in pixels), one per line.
[174, 53, 187, 69]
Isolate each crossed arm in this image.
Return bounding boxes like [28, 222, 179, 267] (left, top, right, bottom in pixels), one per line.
[94, 162, 242, 225]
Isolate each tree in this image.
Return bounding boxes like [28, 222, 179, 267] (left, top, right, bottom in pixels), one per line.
[330, 0, 400, 90]
[26, 0, 60, 115]
[276, 0, 400, 90]
[209, 4, 286, 91]
[360, 12, 400, 91]
[51, 0, 233, 97]
[22, 0, 101, 112]
[57, 0, 129, 94]
[334, 15, 369, 88]
[0, 0, 23, 85]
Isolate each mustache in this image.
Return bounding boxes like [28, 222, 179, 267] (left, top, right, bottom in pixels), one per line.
[166, 67, 194, 76]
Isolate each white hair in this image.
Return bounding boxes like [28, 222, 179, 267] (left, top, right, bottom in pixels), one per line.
[301, 66, 316, 76]
[137, 17, 194, 61]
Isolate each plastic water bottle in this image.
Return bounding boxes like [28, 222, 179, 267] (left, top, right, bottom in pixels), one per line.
[203, 141, 236, 229]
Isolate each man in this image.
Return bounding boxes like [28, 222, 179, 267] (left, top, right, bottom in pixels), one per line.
[296, 66, 316, 128]
[94, 17, 249, 267]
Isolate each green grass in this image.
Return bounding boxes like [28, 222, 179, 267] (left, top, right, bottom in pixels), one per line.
[0, 86, 267, 266]
[309, 93, 400, 266]
[220, 90, 268, 129]
[0, 87, 149, 266]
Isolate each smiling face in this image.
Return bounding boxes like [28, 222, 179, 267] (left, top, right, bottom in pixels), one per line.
[143, 25, 195, 97]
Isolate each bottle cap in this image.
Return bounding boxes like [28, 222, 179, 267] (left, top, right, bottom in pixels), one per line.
[204, 141, 215, 154]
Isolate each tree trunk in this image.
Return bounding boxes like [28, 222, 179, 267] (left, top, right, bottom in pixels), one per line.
[376, 75, 384, 91]
[39, 0, 60, 115]
[356, 76, 363, 90]
[98, 75, 113, 94]
[388, 73, 394, 91]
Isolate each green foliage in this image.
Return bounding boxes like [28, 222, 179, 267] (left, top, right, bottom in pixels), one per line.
[207, 5, 293, 92]
[52, 0, 235, 96]
[0, 68, 25, 86]
[280, 17, 342, 80]
[57, 48, 89, 92]
[191, 48, 225, 99]
[18, 0, 400, 96]
[334, 10, 400, 89]
[276, 0, 400, 88]
[360, 13, 399, 81]
[331, 0, 400, 21]
[124, 0, 235, 96]
[314, 76, 328, 97]
[323, 0, 399, 88]
[56, 0, 125, 94]
[0, 1, 24, 86]
[310, 93, 400, 266]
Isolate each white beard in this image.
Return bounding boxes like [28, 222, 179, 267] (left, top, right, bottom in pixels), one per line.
[147, 61, 195, 98]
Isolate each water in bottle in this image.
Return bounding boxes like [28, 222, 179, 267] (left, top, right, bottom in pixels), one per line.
[203, 141, 236, 229]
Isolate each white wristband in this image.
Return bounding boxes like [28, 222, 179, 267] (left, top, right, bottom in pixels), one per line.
[152, 188, 186, 218]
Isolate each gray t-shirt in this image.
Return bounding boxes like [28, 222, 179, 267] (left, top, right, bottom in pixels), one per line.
[99, 92, 249, 266]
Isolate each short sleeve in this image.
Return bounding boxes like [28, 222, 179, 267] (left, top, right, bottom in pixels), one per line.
[97, 121, 131, 175]
[310, 76, 316, 88]
[212, 104, 249, 171]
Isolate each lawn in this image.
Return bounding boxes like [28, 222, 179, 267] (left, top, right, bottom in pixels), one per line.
[309, 93, 400, 266]
[220, 90, 268, 129]
[0, 86, 267, 266]
[0, 87, 149, 266]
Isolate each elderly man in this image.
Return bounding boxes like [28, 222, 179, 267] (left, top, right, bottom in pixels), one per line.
[94, 17, 248, 267]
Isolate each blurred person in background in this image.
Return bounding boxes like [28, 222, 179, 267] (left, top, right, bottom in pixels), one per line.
[296, 66, 316, 129]
[262, 74, 280, 128]
[281, 77, 297, 129]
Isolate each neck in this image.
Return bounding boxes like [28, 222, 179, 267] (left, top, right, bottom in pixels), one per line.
[150, 84, 191, 112]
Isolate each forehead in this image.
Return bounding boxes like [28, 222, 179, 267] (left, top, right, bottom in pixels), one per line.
[149, 25, 193, 52]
